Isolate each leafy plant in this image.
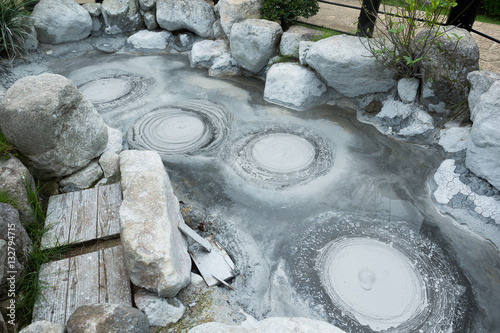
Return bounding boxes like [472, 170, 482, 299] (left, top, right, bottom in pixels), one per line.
[479, 0, 500, 19]
[359, 0, 459, 79]
[0, 0, 36, 62]
[261, 0, 320, 30]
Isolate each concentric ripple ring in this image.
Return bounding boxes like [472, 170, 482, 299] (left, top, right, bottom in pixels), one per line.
[76, 70, 155, 111]
[127, 99, 232, 156]
[223, 124, 333, 189]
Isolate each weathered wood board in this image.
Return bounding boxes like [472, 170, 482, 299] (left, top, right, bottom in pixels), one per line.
[32, 245, 132, 324]
[42, 183, 122, 249]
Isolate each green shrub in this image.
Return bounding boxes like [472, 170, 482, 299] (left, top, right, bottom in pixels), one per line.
[0, 0, 36, 61]
[261, 0, 320, 30]
[479, 0, 500, 19]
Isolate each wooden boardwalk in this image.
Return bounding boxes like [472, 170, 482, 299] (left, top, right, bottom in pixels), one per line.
[33, 184, 132, 324]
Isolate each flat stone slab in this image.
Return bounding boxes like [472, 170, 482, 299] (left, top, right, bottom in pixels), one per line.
[42, 183, 122, 249]
[32, 245, 132, 324]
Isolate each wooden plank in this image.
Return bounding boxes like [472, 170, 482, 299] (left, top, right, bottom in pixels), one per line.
[42, 184, 122, 249]
[98, 245, 132, 305]
[32, 258, 70, 323]
[190, 237, 235, 287]
[97, 183, 122, 239]
[33, 245, 132, 324]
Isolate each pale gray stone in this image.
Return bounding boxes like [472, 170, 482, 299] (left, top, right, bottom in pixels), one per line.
[119, 150, 191, 297]
[0, 74, 108, 179]
[60, 161, 104, 193]
[19, 320, 66, 333]
[156, 0, 215, 38]
[397, 109, 434, 137]
[230, 19, 282, 73]
[0, 86, 6, 103]
[218, 0, 261, 39]
[105, 126, 124, 154]
[439, 126, 470, 153]
[0, 203, 32, 299]
[466, 81, 500, 190]
[99, 151, 120, 179]
[189, 40, 230, 69]
[397, 78, 419, 104]
[67, 304, 149, 333]
[93, 36, 126, 53]
[213, 19, 226, 40]
[418, 26, 479, 115]
[102, 0, 144, 35]
[32, 0, 92, 44]
[83, 3, 102, 17]
[467, 70, 500, 121]
[189, 317, 347, 333]
[91, 17, 103, 35]
[209, 53, 242, 77]
[305, 35, 396, 98]
[190, 272, 205, 288]
[143, 11, 158, 31]
[279, 32, 301, 57]
[134, 290, 186, 326]
[0, 155, 35, 226]
[139, 0, 156, 11]
[299, 40, 314, 65]
[127, 30, 171, 50]
[264, 63, 327, 111]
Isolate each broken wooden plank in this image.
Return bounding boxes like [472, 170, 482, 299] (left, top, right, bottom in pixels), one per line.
[179, 223, 212, 252]
[42, 184, 122, 249]
[189, 236, 235, 287]
[32, 245, 132, 324]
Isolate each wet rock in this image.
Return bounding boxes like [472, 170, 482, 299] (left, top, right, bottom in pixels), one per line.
[134, 289, 186, 326]
[264, 63, 327, 111]
[466, 81, 500, 190]
[188, 317, 347, 333]
[189, 40, 230, 69]
[467, 70, 500, 121]
[139, 0, 156, 11]
[18, 320, 66, 333]
[143, 11, 159, 31]
[305, 35, 396, 98]
[102, 0, 144, 35]
[0, 74, 108, 179]
[32, 0, 92, 44]
[66, 303, 149, 333]
[156, 0, 216, 38]
[439, 126, 470, 153]
[0, 155, 36, 226]
[397, 78, 419, 104]
[217, 0, 261, 39]
[230, 19, 282, 73]
[92, 36, 126, 53]
[0, 203, 32, 299]
[83, 3, 102, 17]
[418, 26, 479, 115]
[119, 150, 191, 297]
[60, 161, 103, 193]
[127, 30, 171, 50]
[99, 151, 120, 179]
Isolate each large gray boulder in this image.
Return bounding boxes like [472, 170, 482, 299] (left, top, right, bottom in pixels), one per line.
[217, 0, 261, 39]
[467, 70, 500, 121]
[31, 0, 92, 44]
[0, 155, 35, 226]
[19, 320, 66, 333]
[304, 35, 396, 98]
[264, 63, 328, 111]
[0, 74, 108, 180]
[189, 317, 347, 333]
[156, 0, 216, 38]
[0, 203, 32, 299]
[418, 26, 479, 115]
[230, 19, 282, 73]
[102, 0, 144, 35]
[66, 303, 149, 333]
[119, 150, 191, 297]
[466, 81, 500, 190]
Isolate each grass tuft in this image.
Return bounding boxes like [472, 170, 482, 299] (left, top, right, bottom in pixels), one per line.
[0, 0, 36, 62]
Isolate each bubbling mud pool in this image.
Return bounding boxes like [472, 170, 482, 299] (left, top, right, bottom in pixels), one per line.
[49, 53, 500, 332]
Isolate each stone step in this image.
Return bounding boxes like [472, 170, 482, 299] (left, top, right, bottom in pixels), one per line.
[32, 245, 132, 324]
[41, 183, 122, 249]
